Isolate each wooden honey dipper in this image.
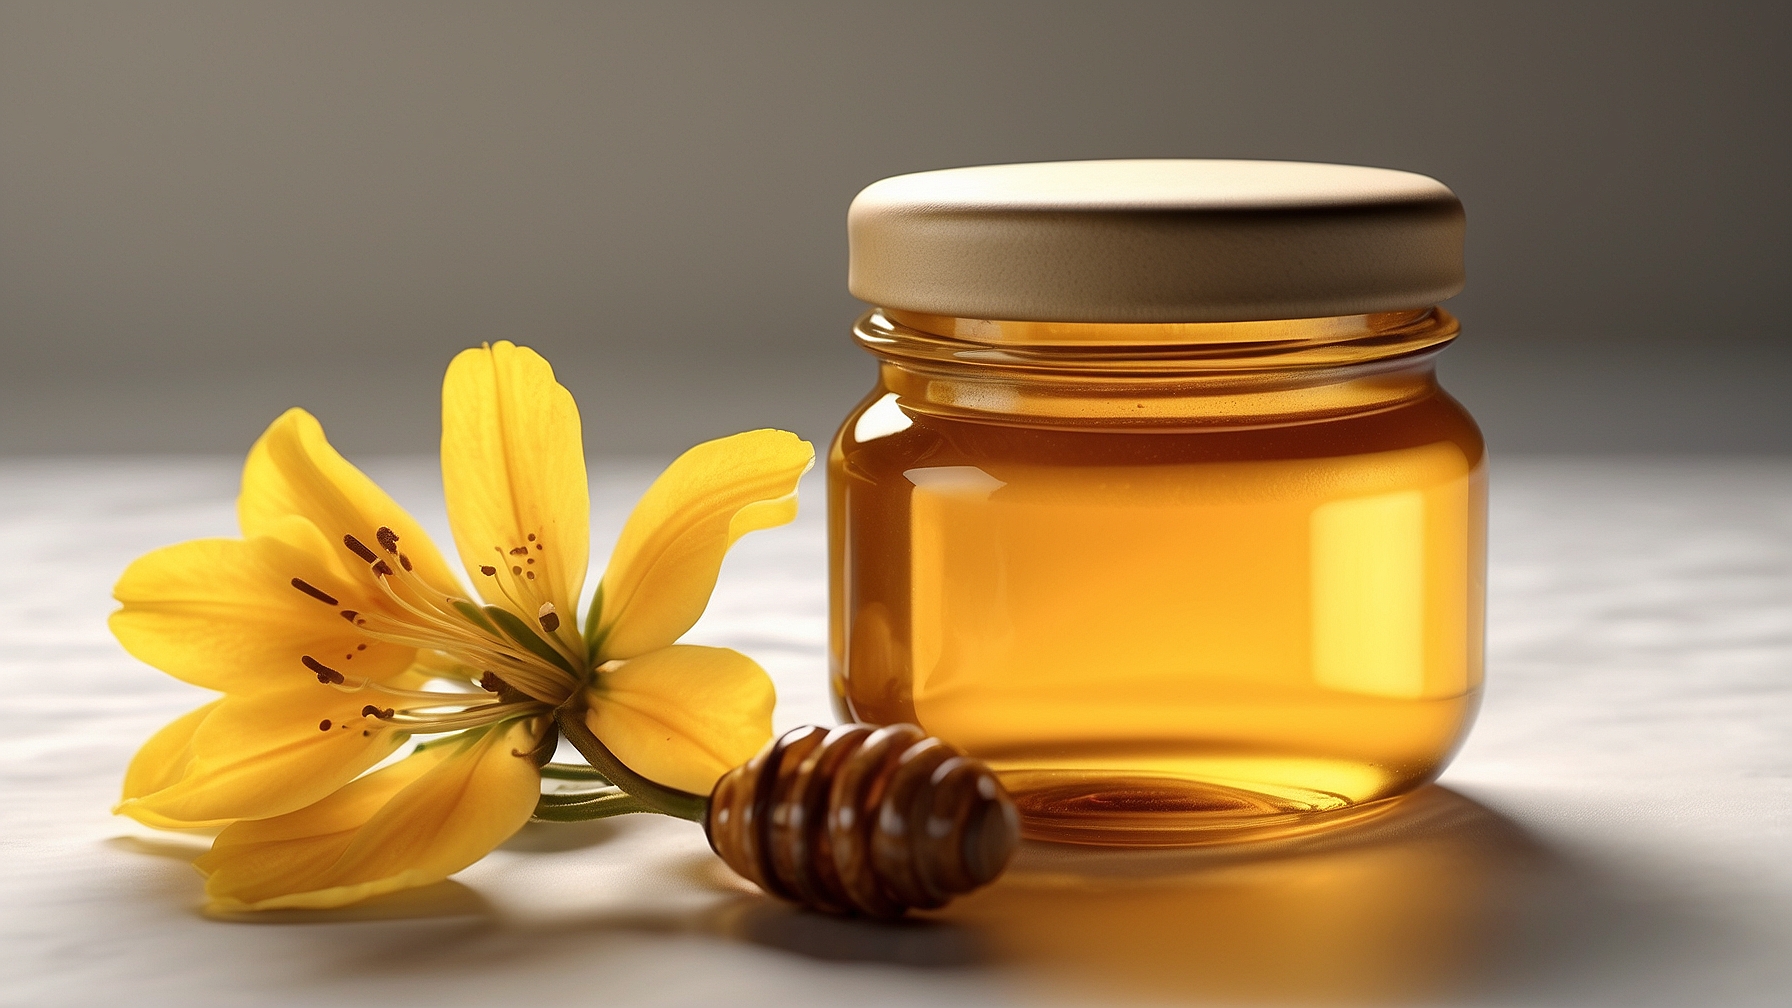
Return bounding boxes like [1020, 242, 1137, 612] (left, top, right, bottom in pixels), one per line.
[547, 714, 1021, 917]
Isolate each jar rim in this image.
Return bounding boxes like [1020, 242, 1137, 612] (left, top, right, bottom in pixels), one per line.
[858, 308, 1459, 375]
[879, 307, 1444, 349]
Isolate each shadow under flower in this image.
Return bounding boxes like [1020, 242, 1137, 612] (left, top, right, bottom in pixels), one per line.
[109, 787, 1722, 1005]
[108, 833, 494, 924]
[200, 880, 495, 924]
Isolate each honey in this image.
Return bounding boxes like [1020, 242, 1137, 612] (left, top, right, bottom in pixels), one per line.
[836, 160, 1481, 845]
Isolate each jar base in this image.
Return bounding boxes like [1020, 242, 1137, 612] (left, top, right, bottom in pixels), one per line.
[1000, 769, 1408, 847]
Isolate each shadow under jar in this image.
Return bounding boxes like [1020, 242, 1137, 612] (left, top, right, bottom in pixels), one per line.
[830, 160, 1485, 847]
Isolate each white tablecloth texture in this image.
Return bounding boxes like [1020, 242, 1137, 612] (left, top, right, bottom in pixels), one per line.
[1, 456, 1787, 1007]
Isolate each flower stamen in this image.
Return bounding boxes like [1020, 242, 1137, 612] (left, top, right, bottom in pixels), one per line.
[343, 535, 380, 564]
[373, 527, 417, 573]
[480, 545, 568, 639]
[301, 655, 347, 684]
[339, 600, 573, 703]
[355, 699, 547, 734]
[321, 678, 483, 701]
[317, 523, 584, 706]
[289, 578, 339, 606]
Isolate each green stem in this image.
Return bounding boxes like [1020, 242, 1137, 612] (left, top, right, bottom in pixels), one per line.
[539, 762, 611, 782]
[553, 706, 709, 822]
[532, 787, 658, 822]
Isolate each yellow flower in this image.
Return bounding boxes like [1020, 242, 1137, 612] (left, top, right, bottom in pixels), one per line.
[110, 342, 812, 912]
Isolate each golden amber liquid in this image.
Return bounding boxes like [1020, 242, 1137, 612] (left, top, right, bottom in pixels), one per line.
[831, 315, 1485, 846]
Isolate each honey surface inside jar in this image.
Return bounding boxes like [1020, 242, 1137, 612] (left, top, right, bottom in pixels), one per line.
[831, 385, 1485, 846]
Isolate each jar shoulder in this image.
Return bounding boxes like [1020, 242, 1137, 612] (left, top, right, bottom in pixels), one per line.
[832, 383, 1484, 482]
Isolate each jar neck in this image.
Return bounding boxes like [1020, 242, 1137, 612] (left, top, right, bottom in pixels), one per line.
[856, 307, 1458, 429]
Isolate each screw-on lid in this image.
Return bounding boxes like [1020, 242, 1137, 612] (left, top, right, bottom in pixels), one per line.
[848, 159, 1464, 323]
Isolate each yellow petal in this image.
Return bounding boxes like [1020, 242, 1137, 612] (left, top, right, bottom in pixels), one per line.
[584, 645, 775, 794]
[594, 430, 812, 659]
[197, 718, 542, 912]
[116, 684, 408, 829]
[119, 700, 223, 829]
[111, 534, 416, 694]
[238, 408, 461, 594]
[439, 343, 589, 653]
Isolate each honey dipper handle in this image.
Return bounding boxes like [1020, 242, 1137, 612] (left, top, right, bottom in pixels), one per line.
[552, 706, 708, 822]
[706, 723, 1020, 917]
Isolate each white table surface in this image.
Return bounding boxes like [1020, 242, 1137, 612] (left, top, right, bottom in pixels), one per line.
[1, 456, 1787, 1008]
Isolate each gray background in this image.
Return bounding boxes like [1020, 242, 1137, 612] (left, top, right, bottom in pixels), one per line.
[1, 0, 1786, 458]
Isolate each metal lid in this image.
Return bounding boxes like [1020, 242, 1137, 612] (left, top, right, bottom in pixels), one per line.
[848, 159, 1465, 323]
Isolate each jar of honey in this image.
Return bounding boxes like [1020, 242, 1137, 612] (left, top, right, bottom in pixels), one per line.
[829, 160, 1483, 846]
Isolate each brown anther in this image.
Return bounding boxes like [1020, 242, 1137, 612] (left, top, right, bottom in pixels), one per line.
[301, 656, 345, 685]
[343, 535, 379, 563]
[509, 546, 529, 556]
[361, 705, 396, 720]
[538, 611, 560, 633]
[318, 719, 332, 731]
[376, 527, 400, 554]
[399, 553, 413, 572]
[371, 560, 393, 577]
[480, 565, 497, 576]
[289, 578, 339, 606]
[479, 671, 506, 693]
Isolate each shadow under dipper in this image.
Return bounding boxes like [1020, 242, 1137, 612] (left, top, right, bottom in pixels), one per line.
[712, 786, 1704, 1006]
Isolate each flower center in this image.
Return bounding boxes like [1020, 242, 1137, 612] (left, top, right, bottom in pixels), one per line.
[284, 525, 585, 736]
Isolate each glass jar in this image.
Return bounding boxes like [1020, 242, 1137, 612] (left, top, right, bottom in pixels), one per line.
[831, 160, 1483, 846]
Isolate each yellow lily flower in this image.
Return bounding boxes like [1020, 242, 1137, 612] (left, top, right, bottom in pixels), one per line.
[110, 342, 813, 912]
